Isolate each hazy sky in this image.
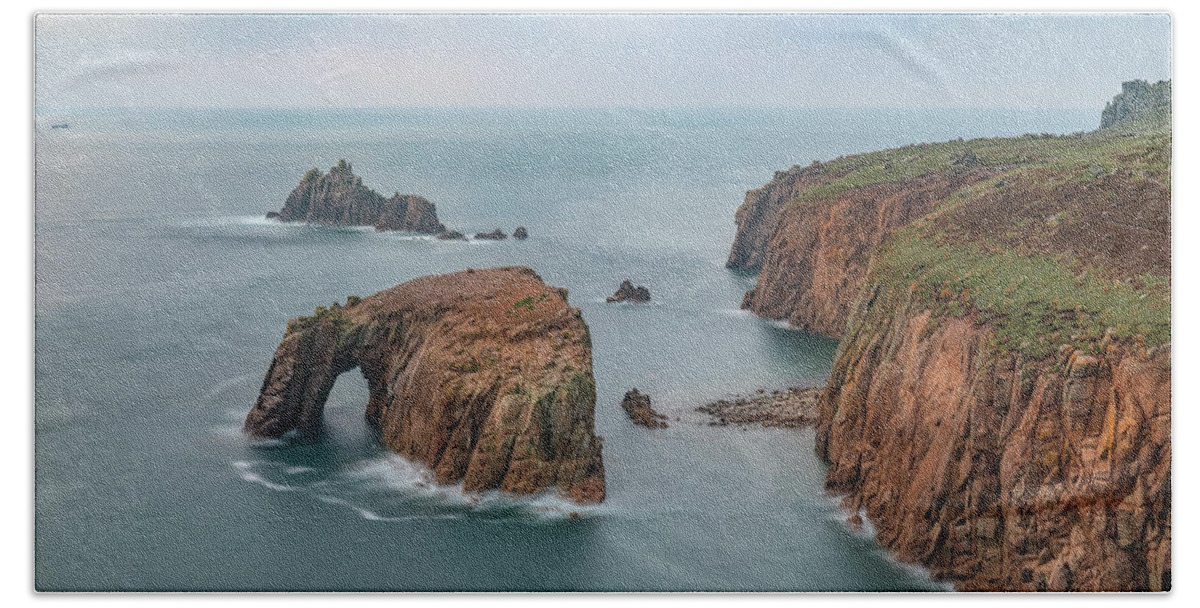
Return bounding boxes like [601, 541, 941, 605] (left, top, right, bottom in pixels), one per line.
[35, 13, 1171, 109]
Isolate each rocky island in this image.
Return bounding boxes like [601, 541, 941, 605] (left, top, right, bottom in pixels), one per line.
[268, 160, 447, 234]
[244, 266, 606, 504]
[729, 81, 1171, 591]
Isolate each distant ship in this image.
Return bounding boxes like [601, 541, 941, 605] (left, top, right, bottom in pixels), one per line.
[50, 123, 70, 130]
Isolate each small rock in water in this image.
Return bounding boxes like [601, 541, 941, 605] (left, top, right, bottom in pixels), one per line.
[513, 226, 529, 240]
[847, 514, 864, 531]
[474, 228, 507, 240]
[621, 388, 668, 428]
[606, 280, 651, 303]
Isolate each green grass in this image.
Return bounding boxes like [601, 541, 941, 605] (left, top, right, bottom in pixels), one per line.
[507, 293, 549, 318]
[793, 112, 1170, 207]
[871, 227, 1171, 360]
[782, 110, 1171, 361]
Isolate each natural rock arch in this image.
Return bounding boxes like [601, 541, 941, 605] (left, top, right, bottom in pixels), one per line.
[244, 267, 606, 504]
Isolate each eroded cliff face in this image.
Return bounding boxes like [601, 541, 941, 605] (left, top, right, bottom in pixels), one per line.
[272, 160, 446, 234]
[816, 287, 1170, 591]
[726, 163, 824, 272]
[244, 266, 605, 504]
[738, 169, 989, 336]
[728, 85, 1170, 591]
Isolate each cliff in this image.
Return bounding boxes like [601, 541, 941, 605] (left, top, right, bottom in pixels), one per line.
[1101, 79, 1171, 130]
[244, 267, 606, 504]
[270, 160, 446, 234]
[739, 168, 990, 336]
[730, 83, 1170, 590]
[818, 289, 1169, 591]
[726, 162, 826, 272]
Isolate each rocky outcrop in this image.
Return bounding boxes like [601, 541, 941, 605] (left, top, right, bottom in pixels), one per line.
[243, 267, 606, 504]
[475, 229, 507, 240]
[606, 280, 651, 303]
[1101, 80, 1171, 129]
[739, 170, 989, 336]
[698, 387, 821, 428]
[816, 290, 1170, 591]
[620, 389, 667, 429]
[437, 229, 467, 241]
[270, 160, 446, 234]
[513, 226, 529, 240]
[726, 162, 828, 272]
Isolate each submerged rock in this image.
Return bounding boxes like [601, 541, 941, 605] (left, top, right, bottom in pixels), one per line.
[475, 229, 508, 240]
[606, 280, 651, 303]
[268, 160, 446, 234]
[437, 229, 467, 241]
[513, 226, 529, 240]
[620, 389, 668, 429]
[244, 267, 606, 504]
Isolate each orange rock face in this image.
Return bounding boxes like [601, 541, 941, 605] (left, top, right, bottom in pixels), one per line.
[726, 113, 1170, 589]
[733, 169, 990, 336]
[816, 296, 1169, 591]
[244, 267, 606, 504]
[727, 163, 829, 272]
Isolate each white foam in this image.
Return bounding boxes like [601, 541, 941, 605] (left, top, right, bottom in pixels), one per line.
[716, 308, 805, 331]
[593, 298, 661, 307]
[376, 232, 437, 241]
[822, 492, 953, 591]
[716, 307, 757, 319]
[315, 494, 461, 522]
[230, 450, 602, 524]
[231, 215, 284, 226]
[201, 373, 256, 405]
[232, 460, 299, 492]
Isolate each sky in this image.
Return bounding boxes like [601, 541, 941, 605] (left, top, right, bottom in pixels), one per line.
[35, 13, 1172, 109]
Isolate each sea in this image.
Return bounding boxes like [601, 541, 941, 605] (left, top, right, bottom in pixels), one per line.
[34, 105, 1096, 591]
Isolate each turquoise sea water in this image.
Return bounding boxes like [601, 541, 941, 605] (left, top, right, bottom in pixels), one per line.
[34, 106, 1094, 591]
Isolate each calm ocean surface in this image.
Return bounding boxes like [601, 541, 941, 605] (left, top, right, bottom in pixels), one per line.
[34, 106, 1094, 591]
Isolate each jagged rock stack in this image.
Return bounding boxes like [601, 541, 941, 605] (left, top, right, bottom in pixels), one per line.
[268, 160, 446, 234]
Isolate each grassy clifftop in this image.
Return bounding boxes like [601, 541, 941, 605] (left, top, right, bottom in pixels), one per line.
[788, 98, 1170, 360]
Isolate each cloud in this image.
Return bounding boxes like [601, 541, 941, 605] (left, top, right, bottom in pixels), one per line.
[35, 13, 1172, 109]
